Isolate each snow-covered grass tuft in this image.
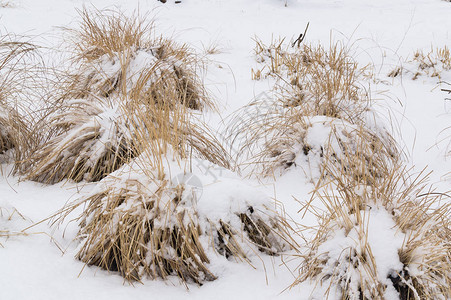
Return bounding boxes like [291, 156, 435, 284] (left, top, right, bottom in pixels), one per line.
[19, 98, 138, 183]
[227, 37, 397, 181]
[61, 7, 211, 111]
[388, 46, 451, 80]
[252, 38, 372, 123]
[395, 192, 450, 299]
[54, 151, 288, 284]
[17, 7, 223, 184]
[228, 97, 397, 183]
[293, 164, 450, 300]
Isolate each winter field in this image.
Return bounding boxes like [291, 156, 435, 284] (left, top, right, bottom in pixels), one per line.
[0, 0, 450, 299]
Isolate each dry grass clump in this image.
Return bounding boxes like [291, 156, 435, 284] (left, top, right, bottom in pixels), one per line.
[74, 167, 216, 283]
[395, 196, 450, 300]
[227, 98, 397, 182]
[50, 87, 283, 283]
[0, 34, 37, 161]
[20, 98, 138, 183]
[230, 37, 392, 180]
[61, 7, 210, 110]
[18, 7, 221, 183]
[55, 150, 287, 284]
[389, 46, 451, 80]
[252, 38, 371, 123]
[292, 164, 450, 299]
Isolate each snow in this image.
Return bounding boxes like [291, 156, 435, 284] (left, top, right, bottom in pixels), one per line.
[1, 0, 450, 299]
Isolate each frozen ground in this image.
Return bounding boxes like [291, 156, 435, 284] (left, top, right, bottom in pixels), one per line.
[1, 0, 450, 299]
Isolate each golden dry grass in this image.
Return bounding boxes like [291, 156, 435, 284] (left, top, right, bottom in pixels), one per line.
[18, 7, 221, 183]
[245, 37, 449, 298]
[53, 144, 287, 284]
[253, 38, 371, 122]
[292, 162, 450, 299]
[228, 37, 390, 181]
[61, 7, 211, 111]
[389, 46, 451, 80]
[19, 98, 138, 183]
[34, 8, 290, 285]
[0, 34, 37, 163]
[227, 98, 397, 183]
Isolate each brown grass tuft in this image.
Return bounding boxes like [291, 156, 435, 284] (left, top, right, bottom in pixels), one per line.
[54, 150, 287, 284]
[227, 97, 397, 183]
[0, 34, 37, 163]
[253, 37, 372, 122]
[227, 37, 392, 181]
[291, 160, 450, 299]
[18, 8, 221, 183]
[61, 7, 211, 111]
[389, 46, 451, 80]
[19, 98, 138, 183]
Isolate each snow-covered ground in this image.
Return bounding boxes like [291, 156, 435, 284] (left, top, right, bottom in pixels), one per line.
[1, 0, 450, 299]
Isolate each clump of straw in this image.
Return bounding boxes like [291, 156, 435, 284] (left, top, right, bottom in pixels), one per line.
[292, 164, 450, 300]
[19, 7, 217, 183]
[56, 153, 288, 284]
[0, 34, 36, 160]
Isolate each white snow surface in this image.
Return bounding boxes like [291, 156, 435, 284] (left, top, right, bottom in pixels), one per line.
[1, 0, 450, 299]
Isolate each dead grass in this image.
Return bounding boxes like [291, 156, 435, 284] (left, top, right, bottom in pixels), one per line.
[389, 46, 451, 80]
[47, 70, 285, 283]
[228, 37, 393, 181]
[227, 97, 398, 183]
[33, 8, 288, 284]
[0, 34, 37, 163]
[53, 144, 287, 284]
[18, 7, 223, 183]
[0, 205, 28, 247]
[61, 7, 211, 111]
[253, 37, 372, 122]
[291, 161, 450, 299]
[19, 98, 139, 183]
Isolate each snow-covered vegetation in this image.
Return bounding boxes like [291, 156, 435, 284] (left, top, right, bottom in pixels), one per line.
[0, 1, 450, 299]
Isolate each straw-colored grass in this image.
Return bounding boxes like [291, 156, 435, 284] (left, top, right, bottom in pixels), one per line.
[18, 8, 222, 183]
[49, 68, 284, 283]
[389, 46, 451, 80]
[292, 162, 450, 299]
[0, 34, 37, 162]
[53, 146, 287, 284]
[74, 166, 217, 283]
[20, 98, 138, 183]
[253, 37, 371, 123]
[0, 204, 28, 247]
[227, 98, 397, 182]
[228, 37, 392, 181]
[61, 7, 211, 111]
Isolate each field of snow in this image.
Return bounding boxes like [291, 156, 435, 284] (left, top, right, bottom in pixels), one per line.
[1, 0, 450, 299]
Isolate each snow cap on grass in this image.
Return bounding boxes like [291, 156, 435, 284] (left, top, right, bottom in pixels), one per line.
[59, 152, 288, 284]
[230, 37, 397, 182]
[61, 7, 211, 111]
[20, 98, 137, 183]
[18, 7, 221, 184]
[388, 45, 451, 80]
[293, 166, 450, 300]
[228, 99, 397, 184]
